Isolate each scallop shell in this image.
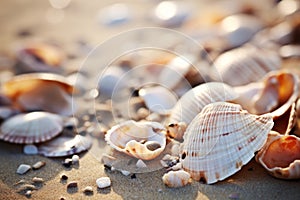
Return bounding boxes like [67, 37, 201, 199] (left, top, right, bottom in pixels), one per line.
[180, 102, 274, 184]
[256, 131, 300, 179]
[168, 82, 238, 125]
[38, 135, 92, 157]
[162, 170, 191, 188]
[105, 120, 166, 160]
[2, 73, 75, 116]
[0, 111, 63, 144]
[211, 45, 281, 86]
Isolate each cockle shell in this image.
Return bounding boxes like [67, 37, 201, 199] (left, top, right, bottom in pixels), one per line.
[0, 112, 63, 144]
[2, 73, 75, 116]
[105, 120, 166, 160]
[180, 102, 274, 184]
[211, 45, 281, 86]
[168, 82, 238, 125]
[256, 131, 300, 179]
[162, 170, 191, 188]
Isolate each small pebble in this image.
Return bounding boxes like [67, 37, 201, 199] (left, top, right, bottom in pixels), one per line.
[32, 177, 44, 183]
[25, 190, 32, 197]
[67, 181, 78, 188]
[83, 186, 93, 194]
[32, 161, 46, 170]
[96, 177, 111, 189]
[13, 180, 26, 186]
[62, 158, 73, 168]
[17, 164, 31, 175]
[17, 184, 36, 192]
[72, 155, 80, 164]
[121, 170, 131, 176]
[136, 159, 147, 168]
[60, 174, 68, 180]
[23, 144, 38, 155]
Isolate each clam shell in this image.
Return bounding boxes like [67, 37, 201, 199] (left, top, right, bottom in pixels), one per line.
[105, 120, 166, 160]
[0, 112, 63, 144]
[180, 102, 274, 184]
[168, 82, 238, 125]
[38, 135, 92, 157]
[256, 131, 300, 179]
[162, 170, 191, 188]
[211, 46, 281, 86]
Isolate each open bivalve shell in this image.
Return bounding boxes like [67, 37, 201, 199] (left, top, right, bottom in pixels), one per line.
[0, 111, 63, 144]
[105, 120, 166, 160]
[168, 82, 238, 125]
[180, 102, 274, 184]
[256, 131, 300, 179]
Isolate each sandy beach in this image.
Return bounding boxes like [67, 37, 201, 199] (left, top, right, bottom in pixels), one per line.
[1, 0, 300, 199]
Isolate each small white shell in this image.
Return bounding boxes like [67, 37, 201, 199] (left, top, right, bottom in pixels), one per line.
[105, 120, 166, 160]
[256, 131, 300, 179]
[162, 170, 191, 188]
[211, 46, 281, 86]
[38, 135, 92, 157]
[0, 112, 63, 144]
[32, 161, 46, 170]
[17, 164, 31, 175]
[168, 82, 238, 125]
[180, 102, 274, 184]
[96, 177, 111, 188]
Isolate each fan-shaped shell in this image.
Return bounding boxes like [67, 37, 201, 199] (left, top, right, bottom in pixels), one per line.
[162, 170, 191, 188]
[180, 102, 274, 184]
[0, 112, 63, 144]
[256, 131, 300, 179]
[211, 45, 281, 86]
[105, 120, 166, 160]
[168, 82, 238, 125]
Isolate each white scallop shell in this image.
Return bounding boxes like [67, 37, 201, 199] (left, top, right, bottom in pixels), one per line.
[168, 82, 238, 125]
[162, 170, 191, 188]
[180, 102, 274, 184]
[0, 112, 63, 144]
[105, 120, 166, 160]
[211, 45, 281, 86]
[256, 131, 300, 179]
[38, 134, 92, 157]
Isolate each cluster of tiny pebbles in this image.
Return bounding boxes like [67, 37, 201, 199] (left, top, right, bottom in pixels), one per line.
[62, 155, 80, 168]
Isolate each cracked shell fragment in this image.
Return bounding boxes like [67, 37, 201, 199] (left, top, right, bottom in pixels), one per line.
[105, 120, 166, 160]
[180, 102, 274, 184]
[0, 111, 63, 144]
[162, 170, 191, 188]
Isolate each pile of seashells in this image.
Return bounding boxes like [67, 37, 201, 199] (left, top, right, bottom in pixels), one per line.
[0, 0, 300, 191]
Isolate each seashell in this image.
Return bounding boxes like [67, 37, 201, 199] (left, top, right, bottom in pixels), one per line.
[83, 186, 93, 194]
[180, 102, 274, 184]
[15, 42, 64, 73]
[219, 14, 263, 48]
[23, 144, 38, 155]
[96, 177, 111, 188]
[38, 135, 92, 157]
[105, 120, 166, 160]
[168, 82, 238, 125]
[256, 131, 300, 179]
[280, 45, 300, 59]
[151, 1, 191, 27]
[162, 170, 191, 188]
[138, 85, 177, 115]
[17, 164, 31, 175]
[166, 122, 187, 141]
[2, 73, 75, 116]
[32, 161, 46, 170]
[0, 112, 63, 144]
[32, 177, 44, 183]
[211, 45, 281, 86]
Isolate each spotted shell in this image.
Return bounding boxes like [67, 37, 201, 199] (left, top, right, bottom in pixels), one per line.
[211, 45, 281, 86]
[168, 82, 238, 125]
[162, 170, 191, 188]
[180, 102, 274, 184]
[105, 120, 166, 160]
[0, 112, 63, 144]
[256, 131, 300, 179]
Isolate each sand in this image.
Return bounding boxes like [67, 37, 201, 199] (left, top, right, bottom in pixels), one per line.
[1, 0, 300, 199]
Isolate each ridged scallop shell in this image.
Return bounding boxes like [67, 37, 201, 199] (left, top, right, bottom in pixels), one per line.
[168, 82, 238, 125]
[0, 112, 63, 144]
[38, 135, 92, 157]
[162, 170, 191, 188]
[105, 120, 166, 160]
[256, 131, 300, 179]
[211, 45, 281, 86]
[180, 102, 274, 184]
